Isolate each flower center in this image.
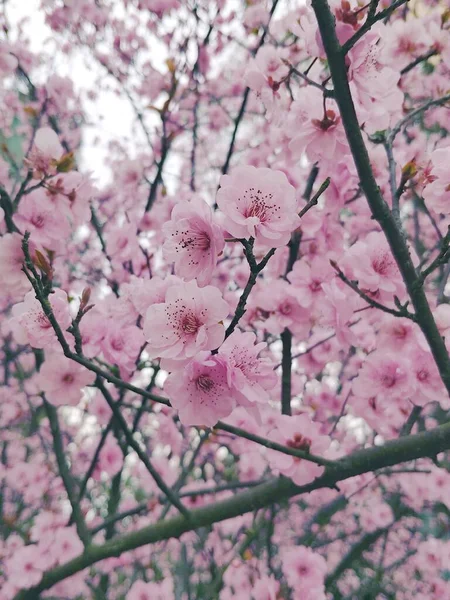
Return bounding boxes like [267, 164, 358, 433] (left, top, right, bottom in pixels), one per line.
[181, 313, 201, 334]
[312, 110, 339, 132]
[417, 369, 429, 382]
[37, 312, 52, 329]
[111, 337, 124, 351]
[286, 433, 311, 452]
[310, 280, 322, 292]
[62, 373, 74, 384]
[381, 372, 397, 388]
[31, 215, 45, 228]
[193, 231, 211, 251]
[371, 252, 392, 275]
[279, 301, 292, 316]
[196, 375, 215, 392]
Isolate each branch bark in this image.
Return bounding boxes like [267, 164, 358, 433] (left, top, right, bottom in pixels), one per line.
[14, 419, 450, 599]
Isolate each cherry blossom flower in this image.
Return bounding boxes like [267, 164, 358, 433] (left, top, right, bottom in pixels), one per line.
[143, 279, 229, 360]
[352, 352, 412, 400]
[342, 231, 405, 300]
[250, 279, 310, 336]
[97, 435, 123, 477]
[216, 166, 300, 248]
[245, 46, 289, 123]
[4, 545, 45, 589]
[287, 256, 333, 308]
[408, 348, 446, 405]
[13, 189, 71, 250]
[37, 352, 95, 406]
[10, 289, 71, 349]
[218, 330, 277, 409]
[164, 352, 235, 426]
[100, 322, 145, 374]
[282, 545, 328, 599]
[252, 576, 280, 600]
[267, 413, 330, 485]
[48, 526, 84, 565]
[286, 87, 349, 163]
[348, 32, 403, 129]
[162, 197, 225, 287]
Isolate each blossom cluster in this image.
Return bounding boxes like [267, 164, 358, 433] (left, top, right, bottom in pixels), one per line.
[1, 0, 450, 598]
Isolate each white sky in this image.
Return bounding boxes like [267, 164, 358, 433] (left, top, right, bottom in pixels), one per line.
[7, 0, 136, 185]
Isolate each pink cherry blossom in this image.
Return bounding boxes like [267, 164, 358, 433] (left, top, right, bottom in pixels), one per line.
[10, 289, 71, 349]
[218, 330, 277, 408]
[342, 230, 405, 300]
[216, 166, 301, 248]
[245, 46, 289, 123]
[164, 352, 235, 426]
[37, 352, 95, 406]
[352, 352, 412, 400]
[97, 435, 123, 477]
[252, 576, 280, 600]
[4, 545, 44, 589]
[13, 189, 71, 250]
[47, 526, 84, 565]
[127, 579, 174, 600]
[143, 279, 229, 360]
[162, 197, 225, 287]
[282, 546, 327, 599]
[286, 87, 349, 163]
[267, 413, 330, 486]
[287, 256, 333, 308]
[100, 321, 145, 373]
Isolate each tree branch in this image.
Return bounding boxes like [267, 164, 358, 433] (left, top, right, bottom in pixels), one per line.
[310, 0, 450, 397]
[14, 418, 450, 599]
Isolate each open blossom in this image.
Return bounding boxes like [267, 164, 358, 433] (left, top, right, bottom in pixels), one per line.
[4, 544, 46, 590]
[267, 413, 330, 486]
[37, 353, 95, 406]
[352, 352, 412, 400]
[282, 546, 328, 600]
[216, 166, 300, 248]
[13, 189, 71, 250]
[218, 330, 277, 407]
[143, 279, 229, 360]
[97, 435, 123, 477]
[348, 32, 402, 129]
[408, 348, 446, 406]
[47, 526, 84, 565]
[164, 352, 235, 427]
[10, 289, 71, 349]
[286, 87, 349, 163]
[342, 230, 405, 300]
[162, 197, 225, 287]
[287, 256, 333, 308]
[251, 280, 310, 337]
[106, 222, 140, 263]
[43, 171, 94, 224]
[245, 46, 289, 123]
[100, 321, 145, 373]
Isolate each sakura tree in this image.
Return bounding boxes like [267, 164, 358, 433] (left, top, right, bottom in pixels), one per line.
[1, 0, 450, 598]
